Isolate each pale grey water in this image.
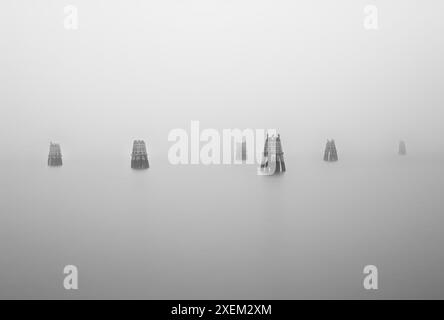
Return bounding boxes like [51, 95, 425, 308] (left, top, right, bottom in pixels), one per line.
[1, 152, 443, 299]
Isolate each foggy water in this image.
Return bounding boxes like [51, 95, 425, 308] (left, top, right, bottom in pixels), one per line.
[1, 152, 443, 299]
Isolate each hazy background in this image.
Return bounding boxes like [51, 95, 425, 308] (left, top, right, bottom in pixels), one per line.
[0, 0, 444, 299]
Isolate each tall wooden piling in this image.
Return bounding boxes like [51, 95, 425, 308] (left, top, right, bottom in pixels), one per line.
[131, 140, 149, 169]
[48, 143, 63, 167]
[260, 134, 286, 173]
[235, 140, 247, 162]
[324, 139, 338, 162]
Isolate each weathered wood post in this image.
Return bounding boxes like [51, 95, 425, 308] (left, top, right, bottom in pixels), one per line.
[48, 142, 63, 167]
[324, 139, 338, 162]
[131, 140, 150, 169]
[260, 133, 286, 174]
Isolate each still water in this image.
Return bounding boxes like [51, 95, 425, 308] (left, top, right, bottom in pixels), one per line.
[1, 153, 443, 299]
